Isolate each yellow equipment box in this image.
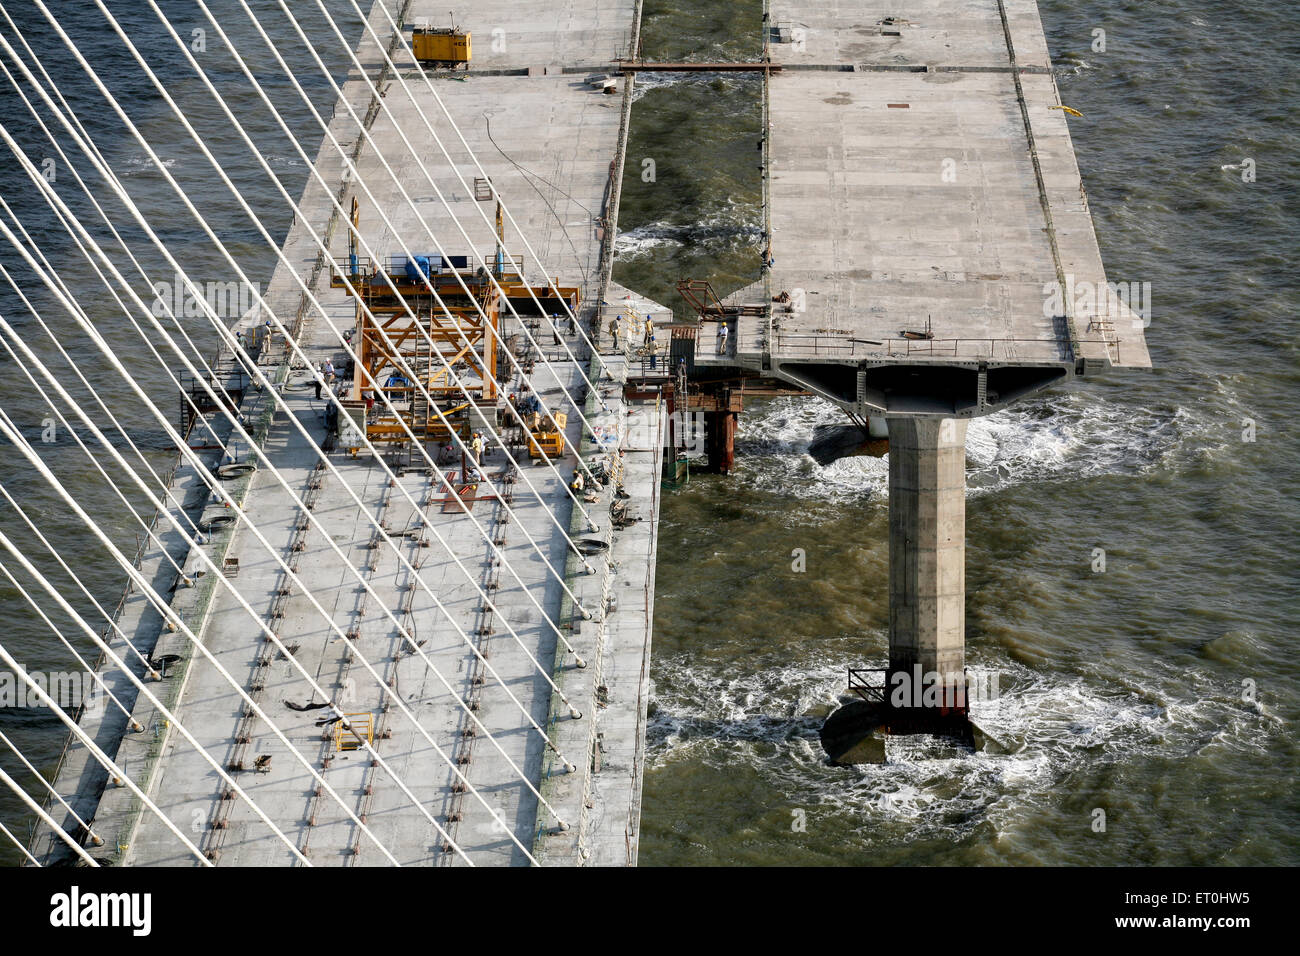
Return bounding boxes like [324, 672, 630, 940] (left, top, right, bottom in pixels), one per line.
[412, 28, 471, 67]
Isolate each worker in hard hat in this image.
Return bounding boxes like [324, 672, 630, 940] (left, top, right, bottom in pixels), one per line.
[608, 314, 621, 350]
[570, 470, 585, 493]
[470, 432, 485, 464]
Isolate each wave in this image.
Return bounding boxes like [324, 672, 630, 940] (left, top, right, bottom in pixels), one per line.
[728, 382, 1245, 503]
[615, 215, 763, 259]
[646, 651, 1280, 844]
[630, 69, 753, 103]
[118, 154, 178, 177]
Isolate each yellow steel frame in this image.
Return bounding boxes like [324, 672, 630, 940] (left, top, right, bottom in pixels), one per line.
[335, 713, 374, 753]
[329, 210, 580, 445]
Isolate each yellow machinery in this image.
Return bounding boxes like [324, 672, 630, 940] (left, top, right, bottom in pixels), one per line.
[412, 26, 471, 69]
[527, 411, 567, 459]
[332, 200, 579, 446]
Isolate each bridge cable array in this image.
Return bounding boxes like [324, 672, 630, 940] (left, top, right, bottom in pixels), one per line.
[0, 0, 627, 864]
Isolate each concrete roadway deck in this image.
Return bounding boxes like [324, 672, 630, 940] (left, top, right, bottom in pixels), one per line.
[36, 0, 660, 866]
[700, 0, 1150, 418]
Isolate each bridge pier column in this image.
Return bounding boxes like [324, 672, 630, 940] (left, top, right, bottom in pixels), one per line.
[705, 410, 736, 474]
[701, 390, 741, 474]
[886, 416, 967, 717]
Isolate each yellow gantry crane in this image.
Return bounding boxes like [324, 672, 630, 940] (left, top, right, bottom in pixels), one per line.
[331, 199, 579, 446]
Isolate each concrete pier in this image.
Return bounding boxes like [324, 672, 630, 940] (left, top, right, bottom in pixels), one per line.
[690, 0, 1151, 749]
[886, 417, 967, 709]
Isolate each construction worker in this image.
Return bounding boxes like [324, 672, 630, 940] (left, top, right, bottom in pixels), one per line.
[570, 470, 585, 493]
[643, 314, 654, 346]
[470, 431, 485, 463]
[717, 321, 729, 355]
[608, 314, 621, 350]
[648, 331, 659, 370]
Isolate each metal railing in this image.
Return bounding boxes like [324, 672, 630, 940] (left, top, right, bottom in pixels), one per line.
[774, 333, 1121, 363]
[847, 668, 888, 704]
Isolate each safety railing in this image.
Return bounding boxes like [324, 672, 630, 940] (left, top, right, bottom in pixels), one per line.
[775, 333, 857, 355]
[847, 668, 888, 703]
[774, 333, 1121, 363]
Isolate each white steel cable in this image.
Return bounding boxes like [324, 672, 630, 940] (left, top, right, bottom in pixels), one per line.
[0, 118, 590, 745]
[0, 817, 39, 865]
[0, 281, 509, 863]
[0, 5, 574, 858]
[260, 0, 614, 453]
[0, 471, 406, 867]
[2, 1, 600, 574]
[0, 379, 409, 865]
[288, 0, 615, 410]
[23, 0, 606, 593]
[0, 728, 102, 848]
[0, 484, 144, 725]
[0, 27, 247, 458]
[0, 760, 98, 867]
[0, 185, 487, 859]
[0, 23, 594, 681]
[0, 516, 313, 867]
[0, 19, 231, 463]
[0, 426, 450, 866]
[0, 450, 410, 868]
[0, 15, 592, 693]
[0, 226, 204, 593]
[147, 0, 608, 582]
[0, 615, 208, 866]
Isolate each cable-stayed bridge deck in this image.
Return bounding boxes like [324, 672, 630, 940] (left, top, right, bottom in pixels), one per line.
[32, 0, 658, 867]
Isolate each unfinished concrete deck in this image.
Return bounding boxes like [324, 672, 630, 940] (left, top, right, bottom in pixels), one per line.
[35, 0, 659, 866]
[700, 0, 1150, 418]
